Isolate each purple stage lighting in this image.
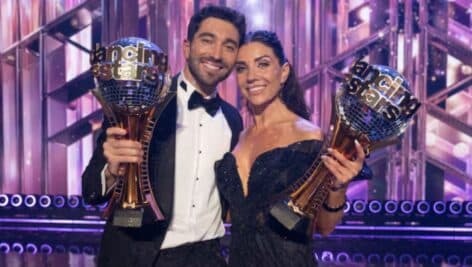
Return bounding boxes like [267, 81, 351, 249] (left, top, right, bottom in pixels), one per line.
[368, 200, 382, 214]
[352, 200, 366, 213]
[81, 197, 92, 209]
[384, 200, 398, 214]
[344, 200, 351, 213]
[447, 255, 461, 266]
[367, 254, 381, 265]
[40, 244, 52, 254]
[53, 195, 65, 208]
[0, 243, 10, 253]
[320, 251, 334, 262]
[431, 254, 444, 264]
[39, 195, 52, 208]
[10, 194, 23, 207]
[383, 253, 396, 264]
[67, 195, 80, 208]
[24, 195, 37, 208]
[54, 245, 66, 254]
[97, 201, 108, 210]
[448, 201, 462, 215]
[465, 202, 472, 215]
[415, 254, 428, 265]
[12, 243, 24, 254]
[415, 200, 430, 215]
[336, 252, 350, 264]
[352, 253, 365, 263]
[0, 194, 8, 207]
[432, 201, 446, 215]
[464, 256, 472, 266]
[400, 201, 414, 214]
[26, 243, 38, 254]
[69, 245, 80, 254]
[399, 254, 413, 264]
[83, 246, 95, 255]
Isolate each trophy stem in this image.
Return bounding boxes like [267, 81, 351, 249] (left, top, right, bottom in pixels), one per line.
[289, 119, 361, 216]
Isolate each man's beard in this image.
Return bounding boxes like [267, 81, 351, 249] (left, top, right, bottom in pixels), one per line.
[187, 56, 231, 90]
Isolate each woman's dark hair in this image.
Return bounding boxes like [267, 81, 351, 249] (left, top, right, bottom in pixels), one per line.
[243, 30, 311, 120]
[187, 5, 246, 46]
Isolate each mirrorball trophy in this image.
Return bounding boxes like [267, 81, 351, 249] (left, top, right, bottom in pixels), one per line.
[270, 59, 421, 231]
[90, 37, 175, 227]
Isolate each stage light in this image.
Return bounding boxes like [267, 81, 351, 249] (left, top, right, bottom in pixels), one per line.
[384, 200, 398, 214]
[97, 201, 108, 210]
[40, 244, 52, 254]
[415, 254, 428, 265]
[352, 253, 365, 263]
[400, 201, 414, 214]
[358, 6, 371, 22]
[24, 195, 37, 208]
[415, 200, 430, 215]
[0, 194, 8, 207]
[452, 142, 469, 158]
[320, 251, 334, 262]
[464, 201, 472, 215]
[10, 194, 23, 207]
[433, 201, 446, 215]
[448, 201, 462, 215]
[399, 254, 413, 264]
[431, 254, 444, 264]
[55, 245, 66, 253]
[25, 243, 38, 254]
[367, 254, 381, 265]
[336, 252, 350, 264]
[83, 246, 95, 255]
[53, 195, 66, 208]
[39, 195, 52, 208]
[368, 200, 382, 214]
[352, 200, 366, 213]
[447, 255, 461, 266]
[67, 195, 80, 208]
[0, 242, 10, 253]
[81, 197, 92, 209]
[464, 256, 472, 266]
[69, 245, 80, 254]
[12, 243, 24, 254]
[383, 253, 396, 264]
[344, 200, 351, 213]
[252, 13, 268, 28]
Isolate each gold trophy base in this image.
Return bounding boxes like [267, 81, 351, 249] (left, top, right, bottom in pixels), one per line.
[269, 198, 310, 234]
[112, 208, 144, 228]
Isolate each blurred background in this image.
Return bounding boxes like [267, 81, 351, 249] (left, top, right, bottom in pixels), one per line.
[0, 0, 471, 266]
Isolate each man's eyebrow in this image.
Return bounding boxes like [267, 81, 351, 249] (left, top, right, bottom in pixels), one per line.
[196, 32, 216, 39]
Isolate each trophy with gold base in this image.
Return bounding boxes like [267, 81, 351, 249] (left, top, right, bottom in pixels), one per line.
[270, 60, 421, 232]
[90, 37, 175, 227]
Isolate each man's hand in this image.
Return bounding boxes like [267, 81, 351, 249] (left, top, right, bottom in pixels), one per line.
[103, 127, 144, 176]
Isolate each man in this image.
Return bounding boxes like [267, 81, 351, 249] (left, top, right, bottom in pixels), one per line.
[82, 5, 246, 267]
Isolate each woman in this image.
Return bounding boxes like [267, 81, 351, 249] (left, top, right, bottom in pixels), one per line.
[215, 31, 366, 266]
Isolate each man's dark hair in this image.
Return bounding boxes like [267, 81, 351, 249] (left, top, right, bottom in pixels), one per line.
[187, 5, 246, 46]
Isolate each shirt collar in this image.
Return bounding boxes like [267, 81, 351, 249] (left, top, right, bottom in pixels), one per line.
[178, 72, 218, 99]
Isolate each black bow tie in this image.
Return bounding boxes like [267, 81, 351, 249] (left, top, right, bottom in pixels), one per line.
[187, 89, 221, 117]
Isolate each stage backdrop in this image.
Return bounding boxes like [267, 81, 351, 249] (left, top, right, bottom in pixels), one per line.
[0, 0, 471, 203]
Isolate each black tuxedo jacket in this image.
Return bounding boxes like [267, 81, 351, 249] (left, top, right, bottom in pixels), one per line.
[82, 76, 243, 267]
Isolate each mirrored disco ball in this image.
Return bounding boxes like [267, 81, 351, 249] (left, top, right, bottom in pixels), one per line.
[336, 61, 420, 142]
[91, 37, 168, 112]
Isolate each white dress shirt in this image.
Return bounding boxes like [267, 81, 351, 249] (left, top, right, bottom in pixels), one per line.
[101, 72, 232, 249]
[161, 73, 231, 248]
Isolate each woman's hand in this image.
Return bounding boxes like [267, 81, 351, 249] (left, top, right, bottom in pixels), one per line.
[321, 139, 365, 188]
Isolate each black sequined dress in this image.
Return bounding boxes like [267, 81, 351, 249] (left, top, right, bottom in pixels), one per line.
[215, 140, 323, 267]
